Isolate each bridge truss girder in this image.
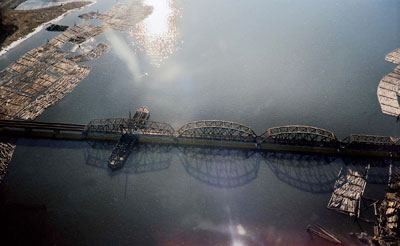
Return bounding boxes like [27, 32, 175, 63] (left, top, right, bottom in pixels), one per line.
[85, 118, 174, 136]
[260, 125, 338, 146]
[177, 120, 257, 142]
[342, 134, 398, 146]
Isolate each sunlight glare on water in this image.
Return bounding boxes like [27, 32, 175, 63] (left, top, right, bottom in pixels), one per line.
[132, 0, 180, 67]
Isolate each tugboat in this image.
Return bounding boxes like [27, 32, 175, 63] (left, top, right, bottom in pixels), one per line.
[131, 106, 150, 122]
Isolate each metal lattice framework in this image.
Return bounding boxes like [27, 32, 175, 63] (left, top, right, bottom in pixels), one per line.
[176, 120, 256, 142]
[260, 125, 338, 145]
[342, 134, 398, 146]
[83, 118, 400, 150]
[85, 118, 174, 136]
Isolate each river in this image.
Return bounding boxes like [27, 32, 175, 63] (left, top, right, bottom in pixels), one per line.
[1, 0, 400, 245]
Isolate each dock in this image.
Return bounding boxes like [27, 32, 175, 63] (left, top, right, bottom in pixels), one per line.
[327, 165, 369, 217]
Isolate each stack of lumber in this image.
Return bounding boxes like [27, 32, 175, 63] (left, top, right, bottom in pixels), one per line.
[377, 48, 400, 117]
[327, 167, 368, 217]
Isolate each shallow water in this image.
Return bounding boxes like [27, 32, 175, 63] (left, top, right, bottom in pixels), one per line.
[1, 0, 400, 245]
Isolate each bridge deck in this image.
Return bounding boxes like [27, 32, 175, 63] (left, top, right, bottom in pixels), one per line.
[0, 119, 398, 159]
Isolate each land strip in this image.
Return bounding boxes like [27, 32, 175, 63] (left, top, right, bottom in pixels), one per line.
[0, 0, 152, 183]
[0, 1, 92, 54]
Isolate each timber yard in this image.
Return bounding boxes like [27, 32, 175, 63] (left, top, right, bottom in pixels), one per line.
[0, 0, 400, 246]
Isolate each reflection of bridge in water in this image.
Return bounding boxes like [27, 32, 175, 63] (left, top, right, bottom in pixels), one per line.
[85, 141, 173, 174]
[263, 152, 340, 193]
[83, 142, 400, 191]
[178, 147, 260, 188]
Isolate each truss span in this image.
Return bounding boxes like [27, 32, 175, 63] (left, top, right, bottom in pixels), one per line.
[176, 120, 256, 142]
[85, 118, 174, 136]
[260, 125, 338, 145]
[342, 134, 398, 146]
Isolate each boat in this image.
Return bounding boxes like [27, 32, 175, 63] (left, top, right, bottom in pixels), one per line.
[132, 106, 150, 122]
[108, 134, 138, 170]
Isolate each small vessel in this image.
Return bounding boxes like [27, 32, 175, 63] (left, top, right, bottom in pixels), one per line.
[108, 134, 138, 170]
[132, 106, 150, 121]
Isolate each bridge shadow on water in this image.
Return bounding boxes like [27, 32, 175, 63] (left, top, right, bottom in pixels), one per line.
[177, 146, 260, 188]
[262, 152, 400, 193]
[84, 141, 173, 175]
[83, 140, 400, 192]
[342, 157, 400, 185]
[261, 152, 341, 193]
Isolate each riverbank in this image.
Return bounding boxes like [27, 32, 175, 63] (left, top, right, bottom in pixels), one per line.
[0, 0, 26, 10]
[0, 1, 93, 56]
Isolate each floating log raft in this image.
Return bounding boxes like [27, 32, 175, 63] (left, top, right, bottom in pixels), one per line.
[327, 166, 369, 217]
[94, 2, 153, 32]
[377, 48, 400, 117]
[78, 11, 98, 20]
[108, 134, 138, 170]
[376, 177, 400, 245]
[386, 48, 400, 64]
[0, 0, 158, 182]
[0, 21, 106, 182]
[0, 41, 92, 120]
[47, 22, 102, 48]
[0, 138, 16, 183]
[68, 42, 110, 63]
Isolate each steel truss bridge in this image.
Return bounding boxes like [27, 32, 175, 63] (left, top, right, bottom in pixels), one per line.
[0, 118, 399, 158]
[86, 118, 398, 148]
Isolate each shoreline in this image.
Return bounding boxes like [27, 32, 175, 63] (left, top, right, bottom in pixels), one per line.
[0, 1, 95, 57]
[0, 0, 152, 183]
